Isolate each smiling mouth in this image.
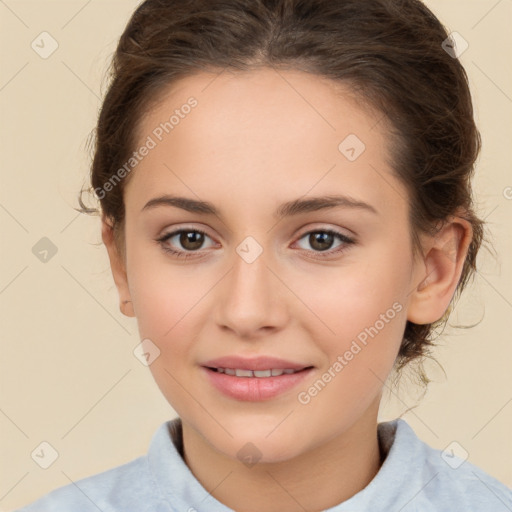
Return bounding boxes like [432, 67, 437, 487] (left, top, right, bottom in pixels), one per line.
[205, 367, 314, 378]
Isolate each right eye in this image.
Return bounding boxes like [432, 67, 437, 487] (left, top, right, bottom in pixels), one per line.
[156, 228, 216, 259]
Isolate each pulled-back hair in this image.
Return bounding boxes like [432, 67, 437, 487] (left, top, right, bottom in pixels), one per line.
[79, 0, 492, 387]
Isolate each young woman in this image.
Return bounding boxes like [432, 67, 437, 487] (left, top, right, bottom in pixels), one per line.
[17, 0, 512, 510]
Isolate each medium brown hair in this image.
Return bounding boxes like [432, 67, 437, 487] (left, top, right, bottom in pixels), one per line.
[79, 0, 493, 386]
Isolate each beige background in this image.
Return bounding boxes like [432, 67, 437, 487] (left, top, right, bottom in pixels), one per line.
[1, 0, 511, 510]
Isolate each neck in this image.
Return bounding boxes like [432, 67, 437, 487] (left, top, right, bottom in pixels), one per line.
[180, 399, 383, 512]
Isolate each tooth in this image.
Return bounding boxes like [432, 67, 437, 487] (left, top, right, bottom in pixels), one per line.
[235, 369, 254, 377]
[219, 367, 299, 377]
[253, 369, 272, 377]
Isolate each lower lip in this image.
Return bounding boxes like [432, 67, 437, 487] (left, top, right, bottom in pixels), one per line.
[201, 366, 314, 401]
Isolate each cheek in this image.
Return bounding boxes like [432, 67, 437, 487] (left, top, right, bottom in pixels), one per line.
[125, 246, 197, 375]
[293, 255, 408, 342]
[291, 254, 409, 391]
[294, 275, 407, 427]
[127, 255, 205, 413]
[127, 236, 196, 333]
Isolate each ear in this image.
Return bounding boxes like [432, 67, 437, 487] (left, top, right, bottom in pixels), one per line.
[407, 214, 473, 325]
[101, 216, 135, 318]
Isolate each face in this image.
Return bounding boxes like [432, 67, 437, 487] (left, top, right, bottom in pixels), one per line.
[105, 67, 456, 463]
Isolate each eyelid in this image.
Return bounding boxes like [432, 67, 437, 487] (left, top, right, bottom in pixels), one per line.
[157, 226, 217, 246]
[295, 222, 355, 240]
[158, 224, 217, 242]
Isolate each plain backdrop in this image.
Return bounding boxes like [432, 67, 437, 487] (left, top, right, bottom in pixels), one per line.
[1, 0, 511, 510]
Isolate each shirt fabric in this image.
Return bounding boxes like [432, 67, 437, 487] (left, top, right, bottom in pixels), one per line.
[16, 417, 512, 512]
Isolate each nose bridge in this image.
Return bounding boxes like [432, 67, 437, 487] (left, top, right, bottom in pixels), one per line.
[215, 237, 287, 336]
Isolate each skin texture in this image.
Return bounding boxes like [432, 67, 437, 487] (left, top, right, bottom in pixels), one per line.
[101, 67, 472, 512]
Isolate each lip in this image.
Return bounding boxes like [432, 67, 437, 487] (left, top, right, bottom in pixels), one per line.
[201, 355, 310, 371]
[200, 355, 314, 402]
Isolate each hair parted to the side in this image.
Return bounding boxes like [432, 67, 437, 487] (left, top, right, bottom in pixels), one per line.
[78, 0, 495, 388]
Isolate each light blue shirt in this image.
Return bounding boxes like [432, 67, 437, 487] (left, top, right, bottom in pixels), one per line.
[16, 417, 512, 511]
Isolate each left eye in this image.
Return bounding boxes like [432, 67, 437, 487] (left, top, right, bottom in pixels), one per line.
[156, 228, 355, 259]
[295, 229, 355, 255]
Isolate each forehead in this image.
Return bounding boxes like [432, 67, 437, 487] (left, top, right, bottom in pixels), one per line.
[127, 67, 406, 219]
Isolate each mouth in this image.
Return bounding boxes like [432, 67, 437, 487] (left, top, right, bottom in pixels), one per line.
[201, 365, 315, 401]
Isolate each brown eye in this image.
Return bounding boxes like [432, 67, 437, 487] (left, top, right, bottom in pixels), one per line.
[156, 228, 215, 259]
[295, 229, 355, 258]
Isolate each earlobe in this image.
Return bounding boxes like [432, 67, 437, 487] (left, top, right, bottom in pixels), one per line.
[407, 216, 473, 325]
[101, 216, 135, 318]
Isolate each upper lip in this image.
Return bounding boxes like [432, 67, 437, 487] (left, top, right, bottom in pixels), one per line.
[201, 355, 312, 371]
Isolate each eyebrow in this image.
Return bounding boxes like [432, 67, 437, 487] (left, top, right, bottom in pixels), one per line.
[141, 194, 379, 218]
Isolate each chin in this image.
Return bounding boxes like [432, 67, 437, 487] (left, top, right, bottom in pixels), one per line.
[207, 428, 306, 466]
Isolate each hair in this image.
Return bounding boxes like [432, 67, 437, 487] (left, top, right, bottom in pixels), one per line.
[78, 0, 494, 388]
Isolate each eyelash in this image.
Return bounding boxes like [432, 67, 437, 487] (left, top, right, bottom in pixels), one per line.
[155, 228, 355, 260]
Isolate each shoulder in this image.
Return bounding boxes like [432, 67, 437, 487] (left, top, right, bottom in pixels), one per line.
[14, 454, 154, 512]
[386, 419, 512, 511]
[13, 421, 177, 512]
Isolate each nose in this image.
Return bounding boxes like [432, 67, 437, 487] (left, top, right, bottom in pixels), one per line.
[213, 246, 289, 339]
